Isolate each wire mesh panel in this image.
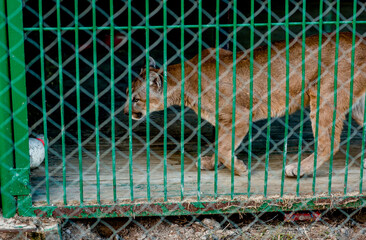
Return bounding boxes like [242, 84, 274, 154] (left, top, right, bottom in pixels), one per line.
[3, 0, 365, 218]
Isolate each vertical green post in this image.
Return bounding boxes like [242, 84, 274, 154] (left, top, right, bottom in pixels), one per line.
[231, 0, 238, 200]
[163, 0, 168, 202]
[127, 0, 134, 201]
[74, 0, 84, 205]
[248, 0, 255, 198]
[197, 0, 202, 201]
[0, 0, 16, 218]
[180, 0, 185, 201]
[110, 0, 117, 203]
[328, 0, 340, 195]
[92, 0, 101, 204]
[281, 0, 290, 197]
[345, 0, 357, 195]
[7, 0, 31, 214]
[313, 0, 324, 195]
[56, 0, 67, 205]
[264, 0, 271, 198]
[145, 0, 151, 202]
[214, 0, 220, 199]
[38, 0, 50, 205]
[296, 0, 307, 196]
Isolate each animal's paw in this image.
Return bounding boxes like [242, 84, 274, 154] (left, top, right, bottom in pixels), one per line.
[196, 156, 215, 170]
[234, 160, 248, 176]
[285, 163, 304, 178]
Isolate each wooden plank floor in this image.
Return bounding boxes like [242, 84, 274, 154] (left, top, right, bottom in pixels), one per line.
[30, 138, 366, 205]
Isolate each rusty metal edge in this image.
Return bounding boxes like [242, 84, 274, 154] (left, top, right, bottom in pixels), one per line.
[24, 195, 366, 219]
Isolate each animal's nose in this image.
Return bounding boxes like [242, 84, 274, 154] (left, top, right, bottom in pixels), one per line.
[135, 112, 142, 119]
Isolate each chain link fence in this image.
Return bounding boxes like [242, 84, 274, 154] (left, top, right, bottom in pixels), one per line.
[1, 0, 366, 238]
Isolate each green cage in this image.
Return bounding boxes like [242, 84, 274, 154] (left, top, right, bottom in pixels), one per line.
[0, 0, 365, 219]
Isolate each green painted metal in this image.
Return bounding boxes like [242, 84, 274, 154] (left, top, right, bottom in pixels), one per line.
[0, 0, 16, 218]
[197, 0, 202, 201]
[22, 20, 366, 32]
[56, 0, 67, 205]
[127, 0, 134, 202]
[2, 0, 366, 219]
[7, 0, 31, 217]
[110, 0, 117, 203]
[214, 0, 220, 200]
[92, 0, 101, 204]
[38, 0, 50, 205]
[163, 0, 168, 202]
[296, 0, 307, 197]
[74, 0, 84, 205]
[23, 195, 366, 219]
[264, 0, 272, 198]
[281, 0, 290, 198]
[180, 0, 185, 201]
[231, 0, 238, 200]
[329, 0, 340, 195]
[247, 0, 255, 198]
[145, 0, 151, 202]
[313, 0, 324, 195]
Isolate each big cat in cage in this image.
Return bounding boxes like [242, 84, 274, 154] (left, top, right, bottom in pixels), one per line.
[124, 32, 366, 178]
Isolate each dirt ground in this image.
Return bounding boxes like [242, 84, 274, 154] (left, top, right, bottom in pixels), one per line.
[2, 209, 366, 239]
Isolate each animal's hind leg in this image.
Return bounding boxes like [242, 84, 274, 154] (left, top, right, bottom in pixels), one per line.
[352, 94, 366, 168]
[285, 88, 347, 177]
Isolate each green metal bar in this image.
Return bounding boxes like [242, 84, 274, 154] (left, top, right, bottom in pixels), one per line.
[92, 0, 101, 204]
[38, 0, 50, 205]
[313, 0, 324, 195]
[7, 0, 30, 169]
[7, 0, 31, 214]
[74, 0, 83, 204]
[26, 195, 366, 218]
[163, 0, 168, 202]
[264, 0, 271, 198]
[197, 0, 202, 201]
[230, 0, 238, 200]
[248, 0, 255, 198]
[110, 0, 117, 203]
[281, 0, 290, 197]
[180, 0, 185, 201]
[361, 95, 366, 194]
[23, 20, 366, 32]
[352, 0, 364, 194]
[296, 0, 307, 196]
[56, 0, 67, 205]
[345, 0, 357, 195]
[145, 0, 151, 202]
[0, 0, 16, 218]
[214, 0, 220, 199]
[127, 0, 134, 201]
[329, 0, 340, 195]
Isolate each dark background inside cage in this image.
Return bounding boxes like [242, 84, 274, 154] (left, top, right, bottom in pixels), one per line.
[23, 0, 365, 156]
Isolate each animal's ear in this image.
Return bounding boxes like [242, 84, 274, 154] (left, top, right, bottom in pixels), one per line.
[142, 56, 156, 69]
[149, 72, 162, 92]
[148, 56, 156, 68]
[140, 56, 157, 74]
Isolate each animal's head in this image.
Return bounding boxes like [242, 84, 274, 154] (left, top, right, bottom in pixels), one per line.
[123, 57, 165, 120]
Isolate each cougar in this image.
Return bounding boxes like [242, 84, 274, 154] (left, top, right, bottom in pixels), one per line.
[123, 32, 366, 177]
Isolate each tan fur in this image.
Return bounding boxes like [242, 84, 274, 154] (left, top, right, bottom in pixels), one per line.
[124, 32, 366, 177]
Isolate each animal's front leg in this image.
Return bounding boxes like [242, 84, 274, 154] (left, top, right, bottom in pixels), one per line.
[196, 122, 248, 175]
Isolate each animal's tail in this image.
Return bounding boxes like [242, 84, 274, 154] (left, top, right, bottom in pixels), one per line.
[352, 94, 365, 126]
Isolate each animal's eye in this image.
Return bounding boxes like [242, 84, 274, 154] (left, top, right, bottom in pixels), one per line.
[132, 98, 140, 103]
